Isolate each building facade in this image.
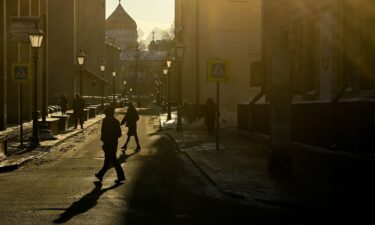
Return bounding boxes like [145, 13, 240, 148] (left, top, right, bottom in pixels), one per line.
[243, 0, 375, 153]
[0, 0, 106, 130]
[1, 0, 48, 129]
[175, 0, 262, 125]
[48, 0, 106, 103]
[262, 0, 375, 101]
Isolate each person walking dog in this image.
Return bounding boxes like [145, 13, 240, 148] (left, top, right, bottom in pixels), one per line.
[121, 102, 141, 152]
[95, 107, 125, 183]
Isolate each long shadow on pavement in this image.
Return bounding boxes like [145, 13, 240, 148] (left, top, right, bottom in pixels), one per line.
[53, 181, 123, 224]
[52, 151, 138, 223]
[117, 135, 299, 225]
[118, 151, 138, 165]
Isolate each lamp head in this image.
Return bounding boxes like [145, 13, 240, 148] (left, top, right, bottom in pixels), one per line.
[100, 59, 106, 72]
[77, 48, 86, 65]
[28, 29, 44, 48]
[166, 60, 172, 68]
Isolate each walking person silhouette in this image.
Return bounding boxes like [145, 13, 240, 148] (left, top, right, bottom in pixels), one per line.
[121, 102, 141, 152]
[72, 94, 84, 129]
[59, 94, 68, 115]
[95, 107, 125, 183]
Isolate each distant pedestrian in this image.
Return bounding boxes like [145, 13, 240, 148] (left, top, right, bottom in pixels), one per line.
[204, 98, 217, 135]
[72, 94, 84, 129]
[59, 94, 68, 115]
[95, 107, 125, 183]
[121, 102, 141, 152]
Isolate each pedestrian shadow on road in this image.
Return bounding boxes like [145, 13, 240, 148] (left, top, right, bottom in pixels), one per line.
[53, 181, 123, 224]
[118, 151, 138, 165]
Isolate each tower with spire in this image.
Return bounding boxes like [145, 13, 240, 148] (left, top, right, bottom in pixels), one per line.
[105, 0, 138, 50]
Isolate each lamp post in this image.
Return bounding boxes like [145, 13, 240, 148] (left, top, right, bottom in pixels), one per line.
[100, 59, 105, 109]
[28, 28, 44, 147]
[123, 80, 127, 97]
[162, 68, 168, 114]
[175, 43, 186, 132]
[77, 48, 86, 97]
[112, 71, 116, 105]
[92, 79, 96, 104]
[166, 60, 172, 120]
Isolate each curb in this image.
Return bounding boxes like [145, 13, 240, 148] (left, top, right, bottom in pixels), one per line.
[164, 130, 331, 213]
[43, 115, 104, 151]
[164, 131, 246, 201]
[183, 149, 246, 200]
[0, 115, 104, 172]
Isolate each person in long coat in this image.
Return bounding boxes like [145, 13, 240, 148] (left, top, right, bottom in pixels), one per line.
[72, 94, 84, 129]
[59, 94, 68, 115]
[95, 107, 125, 183]
[120, 102, 141, 151]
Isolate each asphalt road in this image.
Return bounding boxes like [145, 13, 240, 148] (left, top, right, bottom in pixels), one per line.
[0, 106, 301, 225]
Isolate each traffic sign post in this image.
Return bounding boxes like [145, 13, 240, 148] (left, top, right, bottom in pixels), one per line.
[12, 63, 31, 148]
[11, 63, 31, 83]
[10, 16, 39, 147]
[207, 59, 230, 82]
[207, 59, 230, 151]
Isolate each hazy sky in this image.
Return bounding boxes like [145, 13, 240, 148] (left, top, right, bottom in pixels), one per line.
[106, 0, 174, 40]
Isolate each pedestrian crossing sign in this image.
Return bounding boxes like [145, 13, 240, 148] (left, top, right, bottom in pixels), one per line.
[207, 59, 230, 82]
[11, 63, 31, 82]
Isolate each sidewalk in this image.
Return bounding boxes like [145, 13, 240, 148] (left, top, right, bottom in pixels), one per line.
[160, 112, 375, 215]
[0, 114, 104, 171]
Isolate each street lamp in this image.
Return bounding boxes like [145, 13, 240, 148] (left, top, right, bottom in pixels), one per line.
[166, 60, 172, 120]
[162, 68, 168, 113]
[167, 60, 172, 68]
[112, 71, 116, 105]
[123, 80, 127, 97]
[77, 48, 86, 97]
[175, 43, 186, 131]
[163, 68, 169, 113]
[92, 79, 96, 104]
[29, 29, 44, 48]
[100, 59, 106, 109]
[28, 28, 44, 147]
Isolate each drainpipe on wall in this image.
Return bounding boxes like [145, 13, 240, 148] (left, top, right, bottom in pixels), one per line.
[330, 0, 350, 150]
[246, 1, 266, 130]
[195, 0, 200, 105]
[1, 0, 8, 131]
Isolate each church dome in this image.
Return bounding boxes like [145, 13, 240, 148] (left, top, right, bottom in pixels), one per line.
[106, 3, 137, 30]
